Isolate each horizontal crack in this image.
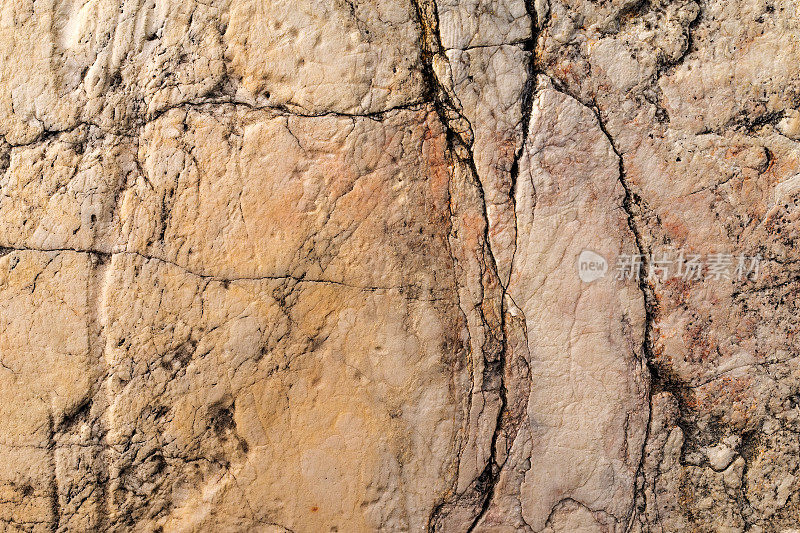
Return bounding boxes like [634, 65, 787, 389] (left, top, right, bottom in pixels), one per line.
[0, 245, 447, 300]
[444, 40, 529, 52]
[1, 100, 433, 149]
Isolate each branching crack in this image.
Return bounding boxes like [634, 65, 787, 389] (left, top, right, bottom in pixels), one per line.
[0, 245, 445, 300]
[408, 0, 543, 529]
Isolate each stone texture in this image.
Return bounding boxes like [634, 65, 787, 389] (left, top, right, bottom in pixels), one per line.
[478, 85, 648, 532]
[0, 0, 799, 531]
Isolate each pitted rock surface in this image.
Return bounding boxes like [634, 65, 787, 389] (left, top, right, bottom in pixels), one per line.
[0, 0, 798, 531]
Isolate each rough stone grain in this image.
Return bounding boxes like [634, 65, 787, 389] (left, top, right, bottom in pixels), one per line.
[1, 0, 799, 531]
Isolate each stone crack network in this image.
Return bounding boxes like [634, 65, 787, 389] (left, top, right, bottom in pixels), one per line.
[0, 0, 799, 531]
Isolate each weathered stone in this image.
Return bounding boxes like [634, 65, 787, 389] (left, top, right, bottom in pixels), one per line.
[1, 0, 799, 530]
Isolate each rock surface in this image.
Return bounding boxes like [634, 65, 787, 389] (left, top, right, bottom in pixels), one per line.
[0, 0, 798, 531]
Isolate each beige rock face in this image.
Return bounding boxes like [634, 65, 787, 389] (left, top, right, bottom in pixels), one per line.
[494, 86, 648, 531]
[0, 0, 799, 531]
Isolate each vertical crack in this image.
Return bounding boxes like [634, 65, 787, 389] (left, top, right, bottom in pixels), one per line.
[580, 98, 660, 532]
[47, 413, 60, 533]
[506, 0, 545, 294]
[410, 0, 506, 529]
[410, 0, 545, 529]
[466, 0, 542, 530]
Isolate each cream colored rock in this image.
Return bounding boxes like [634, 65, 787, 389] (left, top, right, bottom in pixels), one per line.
[539, 0, 800, 527]
[101, 107, 481, 531]
[102, 253, 464, 531]
[224, 0, 425, 114]
[446, 44, 529, 285]
[1, 0, 799, 530]
[118, 106, 455, 286]
[0, 0, 424, 145]
[472, 86, 648, 531]
[0, 127, 131, 251]
[0, 0, 227, 141]
[0, 251, 98, 532]
[437, 0, 531, 49]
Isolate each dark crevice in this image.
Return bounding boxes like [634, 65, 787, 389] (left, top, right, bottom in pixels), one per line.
[47, 414, 60, 533]
[2, 101, 433, 151]
[506, 0, 543, 294]
[445, 39, 530, 52]
[410, 0, 511, 529]
[0, 142, 10, 176]
[591, 104, 663, 532]
[465, 0, 542, 530]
[655, 0, 703, 78]
[727, 109, 786, 135]
[641, 1, 702, 125]
[0, 246, 446, 298]
[541, 75, 663, 530]
[57, 398, 93, 433]
[409, 0, 544, 529]
[144, 98, 432, 127]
